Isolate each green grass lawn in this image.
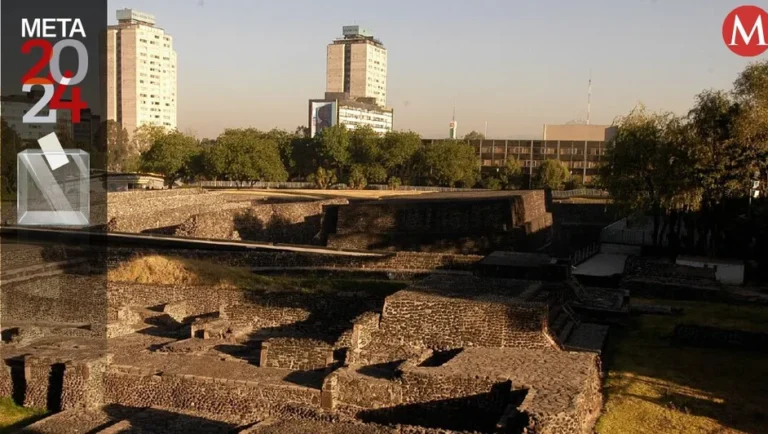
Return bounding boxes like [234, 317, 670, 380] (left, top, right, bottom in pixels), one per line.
[596, 298, 768, 434]
[0, 398, 46, 433]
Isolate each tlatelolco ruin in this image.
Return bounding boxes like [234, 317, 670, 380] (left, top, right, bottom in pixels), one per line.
[0, 189, 630, 434]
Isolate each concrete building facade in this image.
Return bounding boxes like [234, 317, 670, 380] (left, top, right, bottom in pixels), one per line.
[309, 93, 393, 136]
[106, 9, 177, 137]
[542, 124, 617, 142]
[326, 25, 387, 107]
[423, 138, 608, 182]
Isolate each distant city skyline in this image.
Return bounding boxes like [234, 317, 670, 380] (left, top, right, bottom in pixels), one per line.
[108, 0, 757, 139]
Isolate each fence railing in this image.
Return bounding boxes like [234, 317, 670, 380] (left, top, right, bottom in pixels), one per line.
[550, 188, 608, 199]
[570, 242, 600, 265]
[195, 180, 609, 197]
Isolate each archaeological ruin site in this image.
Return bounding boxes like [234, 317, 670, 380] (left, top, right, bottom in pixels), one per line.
[0, 188, 699, 434]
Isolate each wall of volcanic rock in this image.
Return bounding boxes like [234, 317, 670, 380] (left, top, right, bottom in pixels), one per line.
[327, 191, 552, 254]
[378, 290, 553, 350]
[2, 275, 107, 327]
[106, 189, 257, 234]
[174, 198, 348, 244]
[103, 367, 320, 421]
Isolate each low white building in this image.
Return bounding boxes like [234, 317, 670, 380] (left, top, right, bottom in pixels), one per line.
[676, 256, 745, 285]
[309, 92, 393, 136]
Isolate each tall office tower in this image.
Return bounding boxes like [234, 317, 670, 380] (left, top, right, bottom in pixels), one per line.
[326, 25, 387, 107]
[106, 9, 177, 138]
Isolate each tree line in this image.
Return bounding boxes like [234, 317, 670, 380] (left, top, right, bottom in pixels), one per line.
[597, 61, 768, 258]
[106, 123, 579, 191]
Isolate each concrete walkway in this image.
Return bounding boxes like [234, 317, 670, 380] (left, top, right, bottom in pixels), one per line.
[573, 253, 628, 277]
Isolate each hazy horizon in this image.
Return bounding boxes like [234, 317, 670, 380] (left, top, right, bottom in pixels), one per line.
[106, 0, 758, 139]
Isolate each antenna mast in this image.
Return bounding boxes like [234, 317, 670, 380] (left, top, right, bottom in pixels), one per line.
[587, 69, 592, 125]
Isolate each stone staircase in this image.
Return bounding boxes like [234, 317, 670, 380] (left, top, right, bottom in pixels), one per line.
[0, 258, 90, 285]
[548, 301, 609, 354]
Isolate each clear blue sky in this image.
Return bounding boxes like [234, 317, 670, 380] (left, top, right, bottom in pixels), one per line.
[108, 0, 757, 139]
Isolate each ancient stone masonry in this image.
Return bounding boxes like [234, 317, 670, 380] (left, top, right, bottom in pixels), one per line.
[621, 256, 722, 299]
[3, 235, 609, 433]
[261, 338, 335, 370]
[2, 275, 108, 328]
[377, 275, 553, 351]
[175, 198, 349, 245]
[103, 368, 321, 423]
[106, 189, 264, 233]
[327, 191, 553, 254]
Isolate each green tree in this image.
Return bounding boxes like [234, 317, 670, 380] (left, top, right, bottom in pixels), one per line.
[316, 124, 350, 174]
[295, 125, 311, 138]
[501, 157, 522, 189]
[381, 130, 422, 182]
[307, 167, 337, 189]
[347, 165, 368, 189]
[132, 124, 167, 154]
[464, 131, 485, 141]
[104, 120, 136, 172]
[420, 140, 479, 187]
[598, 105, 693, 245]
[482, 176, 502, 190]
[206, 128, 288, 186]
[535, 159, 571, 190]
[348, 125, 390, 183]
[139, 130, 200, 188]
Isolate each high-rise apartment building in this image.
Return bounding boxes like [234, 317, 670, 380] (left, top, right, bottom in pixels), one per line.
[106, 9, 177, 137]
[326, 25, 387, 107]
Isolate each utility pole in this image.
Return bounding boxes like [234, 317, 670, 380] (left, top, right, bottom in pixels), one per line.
[587, 69, 592, 125]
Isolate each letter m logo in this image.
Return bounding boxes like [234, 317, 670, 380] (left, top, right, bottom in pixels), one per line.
[723, 6, 768, 57]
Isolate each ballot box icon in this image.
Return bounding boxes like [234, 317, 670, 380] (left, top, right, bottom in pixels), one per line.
[17, 135, 90, 226]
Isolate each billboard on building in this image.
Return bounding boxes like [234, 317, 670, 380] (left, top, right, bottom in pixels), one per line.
[310, 101, 337, 137]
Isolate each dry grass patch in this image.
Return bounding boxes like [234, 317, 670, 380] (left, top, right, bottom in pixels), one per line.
[108, 254, 266, 289]
[108, 254, 407, 295]
[596, 298, 768, 434]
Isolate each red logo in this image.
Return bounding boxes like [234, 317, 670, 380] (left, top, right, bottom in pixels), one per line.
[723, 5, 768, 57]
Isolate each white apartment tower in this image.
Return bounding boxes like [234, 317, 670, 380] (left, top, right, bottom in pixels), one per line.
[326, 25, 387, 107]
[106, 9, 177, 137]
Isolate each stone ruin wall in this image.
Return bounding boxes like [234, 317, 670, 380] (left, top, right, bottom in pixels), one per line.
[333, 192, 550, 236]
[103, 366, 321, 423]
[106, 189, 262, 233]
[174, 198, 348, 245]
[324, 363, 513, 432]
[379, 292, 554, 351]
[260, 338, 334, 371]
[518, 355, 603, 434]
[0, 355, 110, 413]
[2, 276, 107, 327]
[329, 191, 552, 254]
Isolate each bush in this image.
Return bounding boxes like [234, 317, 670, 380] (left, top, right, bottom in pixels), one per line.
[308, 167, 337, 189]
[387, 176, 402, 190]
[482, 176, 502, 190]
[348, 166, 368, 190]
[566, 174, 584, 190]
